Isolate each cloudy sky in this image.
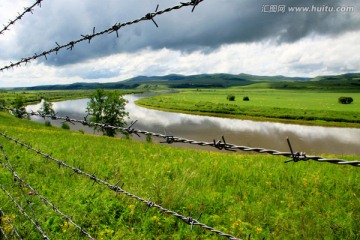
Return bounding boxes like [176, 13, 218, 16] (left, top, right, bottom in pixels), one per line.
[0, 0, 359, 87]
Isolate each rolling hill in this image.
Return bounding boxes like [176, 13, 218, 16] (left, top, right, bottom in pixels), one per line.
[8, 72, 360, 91]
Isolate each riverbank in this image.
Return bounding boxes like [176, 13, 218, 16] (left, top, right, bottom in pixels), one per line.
[0, 112, 359, 239]
[136, 89, 360, 128]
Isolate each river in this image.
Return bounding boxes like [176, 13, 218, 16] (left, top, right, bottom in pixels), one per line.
[26, 94, 360, 155]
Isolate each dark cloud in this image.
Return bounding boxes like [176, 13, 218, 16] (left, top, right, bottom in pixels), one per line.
[4, 0, 360, 66]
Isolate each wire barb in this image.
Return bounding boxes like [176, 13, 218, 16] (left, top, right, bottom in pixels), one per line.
[0, 0, 205, 72]
[0, 0, 44, 36]
[0, 106, 359, 167]
[0, 131, 241, 240]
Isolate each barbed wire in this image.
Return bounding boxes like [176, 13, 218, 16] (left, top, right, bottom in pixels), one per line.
[0, 184, 49, 240]
[0, 131, 241, 240]
[1, 106, 359, 167]
[0, 208, 22, 240]
[0, 144, 94, 240]
[0, 0, 44, 36]
[0, 0, 204, 72]
[0, 225, 9, 240]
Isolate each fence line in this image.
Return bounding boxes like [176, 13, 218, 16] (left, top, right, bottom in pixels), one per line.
[0, 0, 44, 36]
[0, 184, 49, 240]
[1, 106, 359, 167]
[0, 208, 22, 240]
[0, 0, 204, 72]
[0, 225, 8, 240]
[0, 144, 94, 240]
[0, 131, 241, 240]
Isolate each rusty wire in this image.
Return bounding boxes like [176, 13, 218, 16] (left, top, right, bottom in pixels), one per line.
[0, 0, 204, 72]
[0, 131, 241, 240]
[0, 0, 44, 36]
[0, 184, 49, 240]
[1, 106, 359, 167]
[0, 144, 94, 240]
[0, 208, 22, 240]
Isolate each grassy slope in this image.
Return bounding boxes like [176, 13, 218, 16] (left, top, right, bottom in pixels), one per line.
[0, 112, 359, 239]
[136, 89, 360, 127]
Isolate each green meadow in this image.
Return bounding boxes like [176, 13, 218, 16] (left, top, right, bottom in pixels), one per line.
[0, 111, 359, 239]
[137, 89, 360, 127]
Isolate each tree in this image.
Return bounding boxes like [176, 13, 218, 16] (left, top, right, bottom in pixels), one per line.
[87, 89, 129, 137]
[39, 100, 55, 115]
[12, 95, 27, 119]
[227, 95, 235, 101]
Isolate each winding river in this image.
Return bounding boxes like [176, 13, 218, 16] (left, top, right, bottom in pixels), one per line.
[26, 94, 360, 155]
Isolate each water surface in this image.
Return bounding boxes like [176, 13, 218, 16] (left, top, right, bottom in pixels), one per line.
[26, 94, 360, 155]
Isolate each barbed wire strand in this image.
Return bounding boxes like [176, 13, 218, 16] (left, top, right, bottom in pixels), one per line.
[0, 208, 22, 240]
[0, 144, 94, 240]
[0, 184, 50, 240]
[1, 107, 359, 167]
[0, 0, 44, 36]
[0, 144, 42, 238]
[0, 0, 204, 72]
[0, 131, 241, 240]
[0, 225, 9, 240]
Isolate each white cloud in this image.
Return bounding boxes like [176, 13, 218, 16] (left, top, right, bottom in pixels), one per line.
[1, 30, 359, 87]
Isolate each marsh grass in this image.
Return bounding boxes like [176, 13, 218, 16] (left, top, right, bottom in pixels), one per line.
[0, 112, 359, 239]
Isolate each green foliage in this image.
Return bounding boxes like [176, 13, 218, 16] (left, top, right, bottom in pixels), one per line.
[12, 95, 27, 119]
[0, 112, 359, 239]
[87, 89, 129, 137]
[39, 100, 55, 115]
[338, 97, 353, 104]
[146, 134, 153, 143]
[61, 122, 70, 130]
[227, 95, 235, 101]
[44, 120, 52, 127]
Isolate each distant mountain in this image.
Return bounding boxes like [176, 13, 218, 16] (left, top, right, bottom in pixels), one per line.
[15, 72, 360, 91]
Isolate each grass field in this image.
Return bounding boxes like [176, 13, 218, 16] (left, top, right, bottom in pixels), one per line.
[137, 89, 360, 127]
[0, 89, 143, 107]
[0, 112, 359, 239]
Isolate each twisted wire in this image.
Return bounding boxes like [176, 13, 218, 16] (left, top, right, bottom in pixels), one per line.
[0, 0, 204, 72]
[0, 208, 22, 240]
[0, 226, 9, 240]
[0, 0, 44, 36]
[0, 131, 241, 240]
[0, 144, 42, 236]
[0, 184, 49, 240]
[1, 106, 359, 167]
[0, 144, 94, 240]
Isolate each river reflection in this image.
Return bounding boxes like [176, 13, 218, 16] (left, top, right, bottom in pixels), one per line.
[26, 94, 360, 155]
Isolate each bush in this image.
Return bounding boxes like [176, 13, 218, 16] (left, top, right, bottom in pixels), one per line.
[44, 120, 52, 127]
[61, 122, 70, 130]
[227, 95, 235, 101]
[338, 97, 353, 104]
[243, 96, 250, 101]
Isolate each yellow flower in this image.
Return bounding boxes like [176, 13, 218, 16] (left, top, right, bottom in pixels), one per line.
[255, 226, 262, 234]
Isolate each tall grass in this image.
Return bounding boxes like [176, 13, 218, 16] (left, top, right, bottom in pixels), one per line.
[0, 112, 359, 239]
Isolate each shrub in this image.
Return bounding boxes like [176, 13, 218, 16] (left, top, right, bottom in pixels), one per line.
[61, 122, 70, 130]
[338, 97, 353, 104]
[243, 96, 250, 101]
[227, 95, 235, 101]
[44, 120, 52, 127]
